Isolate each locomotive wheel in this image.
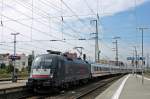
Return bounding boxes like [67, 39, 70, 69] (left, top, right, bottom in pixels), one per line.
[81, 79, 88, 84]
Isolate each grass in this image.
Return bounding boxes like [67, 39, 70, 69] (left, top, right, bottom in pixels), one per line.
[143, 70, 150, 78]
[0, 69, 29, 79]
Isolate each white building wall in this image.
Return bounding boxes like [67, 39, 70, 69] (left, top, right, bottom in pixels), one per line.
[15, 55, 28, 71]
[0, 53, 28, 71]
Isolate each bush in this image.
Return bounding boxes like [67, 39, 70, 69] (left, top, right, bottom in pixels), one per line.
[0, 63, 6, 69]
[0, 64, 30, 79]
[0, 69, 7, 74]
[6, 64, 14, 73]
[0, 69, 11, 78]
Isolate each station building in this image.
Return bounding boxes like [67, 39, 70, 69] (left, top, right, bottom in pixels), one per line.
[0, 53, 28, 71]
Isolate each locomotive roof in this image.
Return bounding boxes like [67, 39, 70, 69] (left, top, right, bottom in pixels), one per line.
[37, 54, 63, 58]
[37, 54, 88, 64]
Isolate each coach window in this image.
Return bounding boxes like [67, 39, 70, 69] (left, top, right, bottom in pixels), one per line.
[94, 67, 96, 71]
[100, 67, 102, 70]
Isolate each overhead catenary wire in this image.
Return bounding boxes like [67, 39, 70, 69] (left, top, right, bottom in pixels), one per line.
[84, 0, 96, 15]
[6, 0, 106, 40]
[61, 0, 64, 40]
[0, 26, 52, 53]
[1, 25, 62, 51]
[0, 47, 31, 54]
[0, 0, 106, 58]
[39, 0, 62, 12]
[0, 13, 92, 53]
[0, 43, 32, 53]
[3, 14, 100, 22]
[30, 0, 33, 41]
[61, 0, 93, 33]
[1, 16, 92, 54]
[12, 0, 85, 39]
[0, 0, 4, 42]
[44, 0, 65, 11]
[13, 0, 85, 36]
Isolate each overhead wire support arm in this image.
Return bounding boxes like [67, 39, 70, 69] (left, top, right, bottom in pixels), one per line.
[74, 47, 84, 58]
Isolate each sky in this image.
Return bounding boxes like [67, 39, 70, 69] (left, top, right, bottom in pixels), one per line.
[0, 0, 150, 62]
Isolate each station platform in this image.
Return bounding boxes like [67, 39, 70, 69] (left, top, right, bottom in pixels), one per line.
[0, 80, 27, 90]
[96, 74, 150, 99]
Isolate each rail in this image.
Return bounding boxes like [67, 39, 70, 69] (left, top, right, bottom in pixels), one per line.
[0, 83, 28, 99]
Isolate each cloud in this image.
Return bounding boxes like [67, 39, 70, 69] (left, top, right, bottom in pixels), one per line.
[60, 0, 147, 17]
[0, 0, 148, 60]
[99, 0, 146, 16]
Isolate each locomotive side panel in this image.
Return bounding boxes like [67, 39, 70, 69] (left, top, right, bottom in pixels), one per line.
[54, 58, 65, 86]
[64, 60, 90, 82]
[55, 58, 91, 85]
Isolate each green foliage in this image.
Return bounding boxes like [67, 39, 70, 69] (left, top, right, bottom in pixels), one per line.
[17, 67, 29, 78]
[20, 67, 28, 74]
[0, 63, 6, 69]
[28, 55, 34, 72]
[0, 66, 29, 79]
[0, 64, 14, 78]
[6, 64, 14, 73]
[0, 56, 33, 79]
[0, 68, 11, 78]
[145, 70, 150, 74]
[0, 69, 7, 74]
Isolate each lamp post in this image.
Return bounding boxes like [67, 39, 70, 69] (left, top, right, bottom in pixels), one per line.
[133, 46, 137, 77]
[112, 36, 120, 66]
[137, 27, 148, 84]
[90, 19, 99, 63]
[11, 33, 19, 82]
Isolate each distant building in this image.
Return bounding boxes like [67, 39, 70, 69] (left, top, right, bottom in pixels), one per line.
[15, 54, 28, 71]
[0, 53, 10, 66]
[0, 53, 28, 71]
[99, 59, 124, 66]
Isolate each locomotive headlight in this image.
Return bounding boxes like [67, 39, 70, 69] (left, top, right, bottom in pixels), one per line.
[50, 75, 53, 78]
[49, 73, 53, 78]
[30, 70, 33, 78]
[49, 69, 53, 78]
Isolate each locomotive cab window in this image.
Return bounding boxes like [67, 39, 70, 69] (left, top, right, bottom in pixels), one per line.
[32, 55, 54, 69]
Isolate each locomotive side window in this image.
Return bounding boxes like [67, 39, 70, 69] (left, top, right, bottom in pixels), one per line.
[43, 58, 52, 69]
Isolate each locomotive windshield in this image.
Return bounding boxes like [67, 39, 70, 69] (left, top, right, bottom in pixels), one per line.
[32, 55, 53, 69]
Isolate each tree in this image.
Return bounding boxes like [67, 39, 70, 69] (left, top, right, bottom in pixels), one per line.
[0, 63, 6, 69]
[28, 55, 34, 72]
[6, 64, 14, 73]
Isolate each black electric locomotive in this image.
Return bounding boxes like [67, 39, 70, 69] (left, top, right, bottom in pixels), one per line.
[26, 50, 91, 91]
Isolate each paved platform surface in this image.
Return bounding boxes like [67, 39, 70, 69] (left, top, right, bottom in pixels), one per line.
[96, 74, 150, 99]
[0, 80, 27, 90]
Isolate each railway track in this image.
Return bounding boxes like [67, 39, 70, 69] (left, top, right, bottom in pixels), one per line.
[22, 74, 124, 99]
[75, 75, 121, 99]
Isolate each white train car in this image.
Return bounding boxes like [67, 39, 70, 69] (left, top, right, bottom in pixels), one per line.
[91, 63, 110, 77]
[91, 63, 127, 78]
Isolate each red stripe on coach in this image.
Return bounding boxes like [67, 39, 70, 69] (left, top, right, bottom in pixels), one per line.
[32, 75, 49, 78]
